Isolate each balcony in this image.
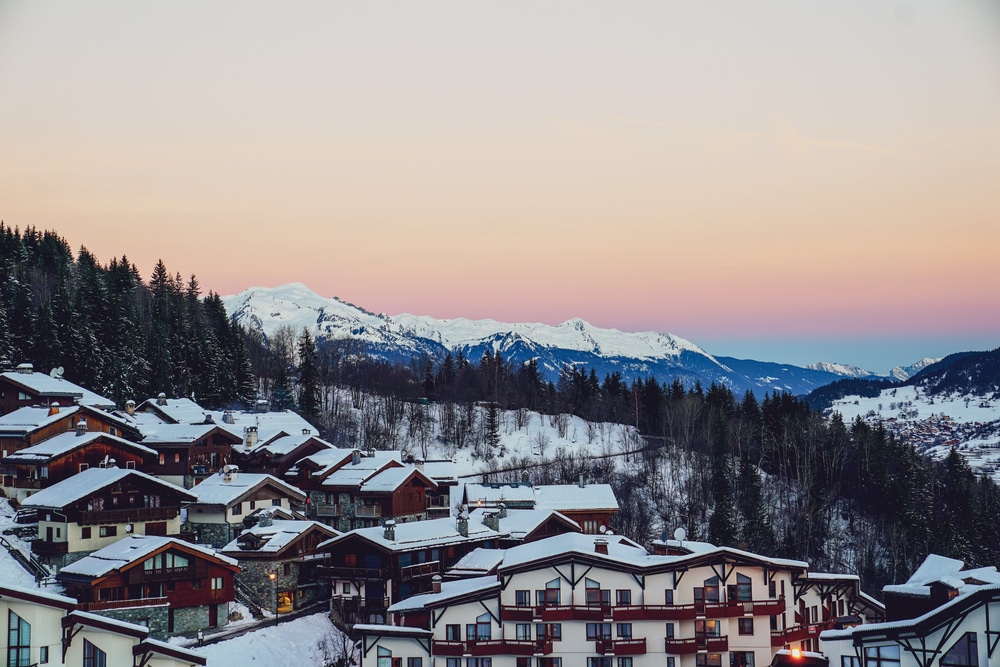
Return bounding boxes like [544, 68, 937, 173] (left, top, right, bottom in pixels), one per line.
[314, 503, 340, 517]
[539, 604, 611, 622]
[705, 599, 786, 618]
[30, 540, 68, 555]
[595, 638, 646, 656]
[664, 638, 698, 655]
[316, 565, 389, 580]
[355, 506, 381, 518]
[432, 640, 553, 656]
[79, 506, 178, 525]
[502, 605, 535, 622]
[771, 622, 833, 647]
[399, 560, 440, 581]
[79, 597, 169, 612]
[614, 604, 698, 621]
[141, 566, 192, 580]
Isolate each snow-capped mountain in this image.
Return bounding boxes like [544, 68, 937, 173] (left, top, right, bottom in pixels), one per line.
[221, 283, 890, 397]
[805, 361, 878, 378]
[889, 357, 943, 382]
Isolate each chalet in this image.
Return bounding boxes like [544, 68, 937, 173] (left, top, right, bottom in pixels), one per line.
[0, 364, 116, 415]
[56, 535, 240, 640]
[358, 533, 884, 667]
[288, 449, 439, 532]
[220, 518, 339, 615]
[467, 506, 582, 548]
[21, 466, 197, 569]
[416, 458, 459, 519]
[463, 479, 620, 534]
[183, 466, 307, 547]
[0, 583, 205, 666]
[232, 430, 338, 477]
[0, 403, 141, 458]
[320, 513, 508, 626]
[821, 554, 1000, 667]
[139, 421, 242, 488]
[1, 428, 157, 503]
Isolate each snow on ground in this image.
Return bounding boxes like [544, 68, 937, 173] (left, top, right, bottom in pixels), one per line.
[189, 612, 347, 667]
[830, 385, 1000, 481]
[0, 498, 63, 591]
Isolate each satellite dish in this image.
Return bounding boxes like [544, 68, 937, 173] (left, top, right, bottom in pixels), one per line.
[124, 524, 133, 534]
[49, 367, 65, 378]
[599, 525, 607, 534]
[673, 527, 687, 543]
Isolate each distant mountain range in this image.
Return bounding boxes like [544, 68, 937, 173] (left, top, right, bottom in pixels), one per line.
[222, 283, 931, 398]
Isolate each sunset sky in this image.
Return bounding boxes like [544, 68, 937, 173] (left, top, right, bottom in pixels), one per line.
[1, 1, 998, 372]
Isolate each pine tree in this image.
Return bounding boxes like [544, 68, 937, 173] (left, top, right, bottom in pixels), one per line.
[296, 328, 320, 421]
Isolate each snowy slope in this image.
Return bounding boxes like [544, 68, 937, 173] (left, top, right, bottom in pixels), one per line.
[889, 357, 942, 382]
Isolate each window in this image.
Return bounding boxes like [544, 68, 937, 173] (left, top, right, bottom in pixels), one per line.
[841, 659, 861, 667]
[587, 659, 612, 667]
[667, 659, 675, 667]
[665, 589, 674, 605]
[770, 615, 778, 631]
[408, 659, 422, 667]
[696, 655, 722, 667]
[617, 624, 632, 639]
[467, 660, 491, 667]
[446, 625, 461, 641]
[585, 578, 610, 606]
[192, 579, 201, 590]
[125, 460, 136, 469]
[769, 581, 777, 598]
[283, 563, 291, 576]
[7, 610, 30, 667]
[447, 660, 461, 667]
[536, 623, 561, 641]
[536, 579, 560, 606]
[941, 633, 978, 667]
[144, 552, 190, 571]
[616, 589, 631, 606]
[516, 624, 531, 641]
[586, 623, 612, 640]
[729, 574, 752, 601]
[738, 618, 754, 635]
[210, 577, 224, 590]
[617, 659, 632, 667]
[515, 589, 531, 606]
[250, 500, 257, 510]
[40, 645, 49, 664]
[159, 453, 165, 465]
[730, 653, 755, 667]
[377, 647, 392, 667]
[272, 498, 281, 506]
[864, 645, 900, 667]
[666, 623, 675, 639]
[467, 613, 491, 641]
[536, 659, 561, 667]
[517, 660, 531, 667]
[83, 639, 107, 667]
[342, 583, 351, 594]
[702, 576, 720, 603]
[99, 525, 117, 538]
[695, 620, 721, 637]
[79, 463, 89, 472]
[174, 453, 180, 463]
[231, 503, 242, 516]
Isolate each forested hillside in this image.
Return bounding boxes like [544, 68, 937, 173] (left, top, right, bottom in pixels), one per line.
[0, 224, 255, 406]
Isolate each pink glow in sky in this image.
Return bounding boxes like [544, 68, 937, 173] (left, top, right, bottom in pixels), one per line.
[0, 2, 998, 371]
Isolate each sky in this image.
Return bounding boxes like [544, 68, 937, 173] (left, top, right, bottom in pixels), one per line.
[1, 2, 998, 374]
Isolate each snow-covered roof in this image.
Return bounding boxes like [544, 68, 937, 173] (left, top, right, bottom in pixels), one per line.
[0, 405, 82, 435]
[67, 609, 151, 635]
[352, 624, 432, 637]
[320, 516, 507, 552]
[419, 459, 457, 483]
[388, 576, 500, 612]
[319, 453, 403, 488]
[252, 433, 334, 457]
[187, 471, 305, 507]
[138, 422, 239, 445]
[0, 582, 78, 607]
[533, 483, 619, 511]
[447, 548, 505, 576]
[3, 431, 157, 463]
[500, 532, 649, 570]
[464, 482, 536, 505]
[138, 637, 207, 665]
[468, 507, 579, 540]
[285, 448, 354, 475]
[59, 535, 237, 578]
[220, 520, 337, 555]
[134, 397, 208, 424]
[21, 467, 196, 509]
[362, 466, 435, 493]
[0, 370, 115, 409]
[882, 553, 1000, 598]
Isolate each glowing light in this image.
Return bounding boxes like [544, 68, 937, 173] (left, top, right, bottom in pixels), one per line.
[791, 648, 802, 660]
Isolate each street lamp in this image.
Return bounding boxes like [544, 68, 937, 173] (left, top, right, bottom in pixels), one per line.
[268, 571, 277, 625]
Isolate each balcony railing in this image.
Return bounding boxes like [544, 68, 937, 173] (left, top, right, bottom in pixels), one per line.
[539, 604, 612, 621]
[79, 506, 177, 525]
[614, 604, 698, 621]
[315, 565, 389, 580]
[314, 503, 340, 517]
[79, 597, 169, 612]
[664, 635, 728, 655]
[771, 621, 833, 647]
[399, 560, 440, 581]
[706, 599, 786, 618]
[432, 640, 554, 656]
[595, 638, 647, 656]
[355, 506, 381, 518]
[30, 540, 68, 555]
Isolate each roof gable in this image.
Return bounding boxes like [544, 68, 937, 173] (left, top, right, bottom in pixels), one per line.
[21, 467, 197, 509]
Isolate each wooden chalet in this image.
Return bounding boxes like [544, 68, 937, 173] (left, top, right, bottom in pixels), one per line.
[220, 518, 339, 616]
[21, 466, 197, 569]
[0, 364, 116, 415]
[0, 403, 142, 458]
[1, 427, 157, 503]
[232, 431, 338, 477]
[56, 535, 240, 639]
[319, 513, 507, 626]
[463, 479, 620, 535]
[139, 420, 242, 488]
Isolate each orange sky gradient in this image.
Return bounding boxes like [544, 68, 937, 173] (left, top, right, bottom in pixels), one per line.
[0, 2, 998, 371]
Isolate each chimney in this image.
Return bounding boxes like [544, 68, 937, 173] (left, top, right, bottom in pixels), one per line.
[383, 519, 396, 541]
[223, 464, 239, 483]
[497, 502, 507, 519]
[432, 575, 442, 594]
[456, 508, 469, 537]
[75, 418, 88, 436]
[520, 469, 530, 485]
[203, 413, 215, 424]
[594, 537, 609, 555]
[579, 473, 585, 488]
[302, 428, 311, 435]
[352, 449, 362, 466]
[48, 402, 60, 417]
[222, 410, 235, 424]
[16, 363, 34, 375]
[244, 426, 258, 448]
[416, 459, 425, 472]
[125, 400, 136, 416]
[259, 514, 273, 528]
[156, 392, 167, 406]
[482, 511, 500, 532]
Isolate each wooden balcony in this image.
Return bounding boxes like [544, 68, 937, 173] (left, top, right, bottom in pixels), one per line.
[355, 506, 381, 518]
[316, 565, 389, 580]
[664, 635, 728, 655]
[705, 599, 786, 618]
[664, 638, 698, 655]
[502, 605, 535, 622]
[79, 596, 169, 612]
[314, 503, 340, 517]
[614, 604, 698, 621]
[595, 638, 646, 656]
[432, 640, 553, 656]
[771, 622, 833, 647]
[540, 604, 611, 621]
[30, 540, 68, 555]
[399, 560, 440, 581]
[79, 506, 178, 525]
